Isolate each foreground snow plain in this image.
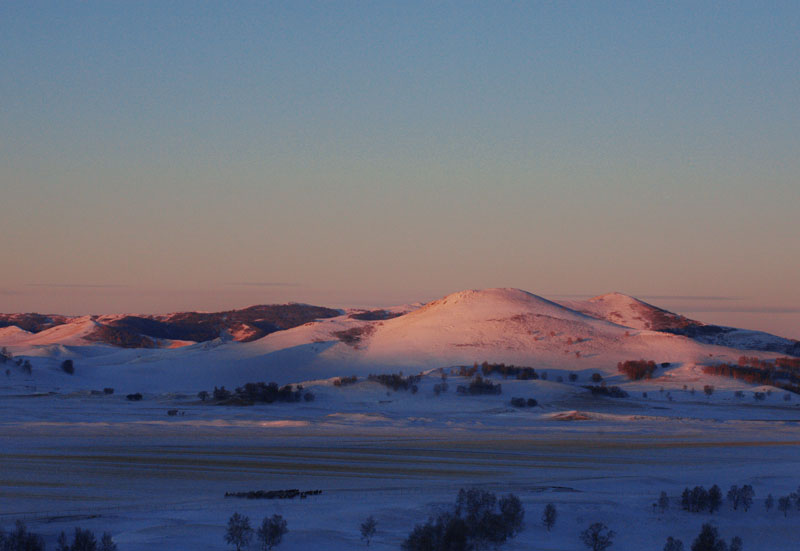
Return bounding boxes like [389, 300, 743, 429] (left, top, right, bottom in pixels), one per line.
[2, 371, 799, 551]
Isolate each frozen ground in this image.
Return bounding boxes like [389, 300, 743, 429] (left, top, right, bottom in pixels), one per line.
[2, 371, 799, 551]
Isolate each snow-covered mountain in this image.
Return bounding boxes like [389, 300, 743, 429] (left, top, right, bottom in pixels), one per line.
[2, 288, 797, 392]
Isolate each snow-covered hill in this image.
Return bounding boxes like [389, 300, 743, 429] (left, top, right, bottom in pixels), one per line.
[558, 292, 695, 331]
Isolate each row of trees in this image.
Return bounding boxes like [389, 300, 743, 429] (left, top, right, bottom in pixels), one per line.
[665, 484, 755, 514]
[367, 373, 422, 392]
[765, 487, 800, 517]
[225, 513, 287, 551]
[617, 359, 659, 380]
[659, 483, 800, 518]
[57, 528, 117, 551]
[584, 385, 628, 398]
[456, 375, 502, 395]
[478, 362, 540, 380]
[703, 357, 800, 395]
[200, 382, 315, 404]
[665, 523, 743, 551]
[333, 375, 358, 387]
[0, 522, 116, 551]
[402, 489, 524, 551]
[510, 397, 538, 408]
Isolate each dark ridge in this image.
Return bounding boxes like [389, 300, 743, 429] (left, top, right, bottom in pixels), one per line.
[85, 324, 157, 348]
[348, 309, 404, 321]
[665, 324, 800, 357]
[0, 313, 69, 333]
[108, 303, 341, 343]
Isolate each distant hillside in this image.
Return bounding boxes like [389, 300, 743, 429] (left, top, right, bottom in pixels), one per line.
[0, 313, 70, 333]
[0, 303, 342, 348]
[560, 293, 800, 357]
[558, 292, 696, 332]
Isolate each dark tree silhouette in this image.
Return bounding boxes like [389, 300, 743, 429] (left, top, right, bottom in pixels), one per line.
[225, 513, 253, 551]
[71, 528, 97, 551]
[580, 523, 615, 551]
[257, 514, 287, 550]
[2, 521, 45, 551]
[664, 536, 684, 551]
[691, 524, 726, 551]
[542, 503, 557, 531]
[360, 516, 377, 546]
[99, 533, 117, 551]
[728, 485, 741, 510]
[61, 359, 75, 374]
[778, 495, 791, 517]
[658, 491, 669, 513]
[739, 485, 754, 512]
[403, 488, 524, 551]
[708, 485, 722, 514]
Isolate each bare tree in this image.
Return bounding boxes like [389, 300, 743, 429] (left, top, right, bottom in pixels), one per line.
[542, 503, 557, 531]
[778, 495, 791, 517]
[658, 491, 669, 513]
[360, 516, 377, 546]
[727, 485, 741, 510]
[225, 513, 253, 551]
[100, 533, 118, 551]
[690, 524, 726, 551]
[708, 485, 722, 514]
[739, 485, 754, 512]
[257, 514, 288, 550]
[581, 523, 615, 551]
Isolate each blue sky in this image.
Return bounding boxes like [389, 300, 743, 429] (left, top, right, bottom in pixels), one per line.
[1, 2, 798, 337]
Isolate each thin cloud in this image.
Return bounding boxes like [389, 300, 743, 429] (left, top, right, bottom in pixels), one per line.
[552, 294, 742, 301]
[225, 282, 301, 288]
[641, 295, 742, 301]
[25, 283, 130, 289]
[683, 306, 800, 314]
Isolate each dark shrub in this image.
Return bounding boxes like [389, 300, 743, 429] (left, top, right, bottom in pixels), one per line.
[690, 523, 726, 551]
[584, 385, 628, 398]
[368, 373, 422, 392]
[617, 359, 657, 380]
[213, 386, 232, 401]
[333, 375, 358, 387]
[126, 393, 143, 401]
[61, 359, 75, 374]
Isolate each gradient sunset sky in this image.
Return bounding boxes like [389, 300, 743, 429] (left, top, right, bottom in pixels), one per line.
[2, 2, 799, 338]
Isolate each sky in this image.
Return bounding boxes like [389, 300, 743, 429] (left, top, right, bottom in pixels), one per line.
[1, 2, 799, 338]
